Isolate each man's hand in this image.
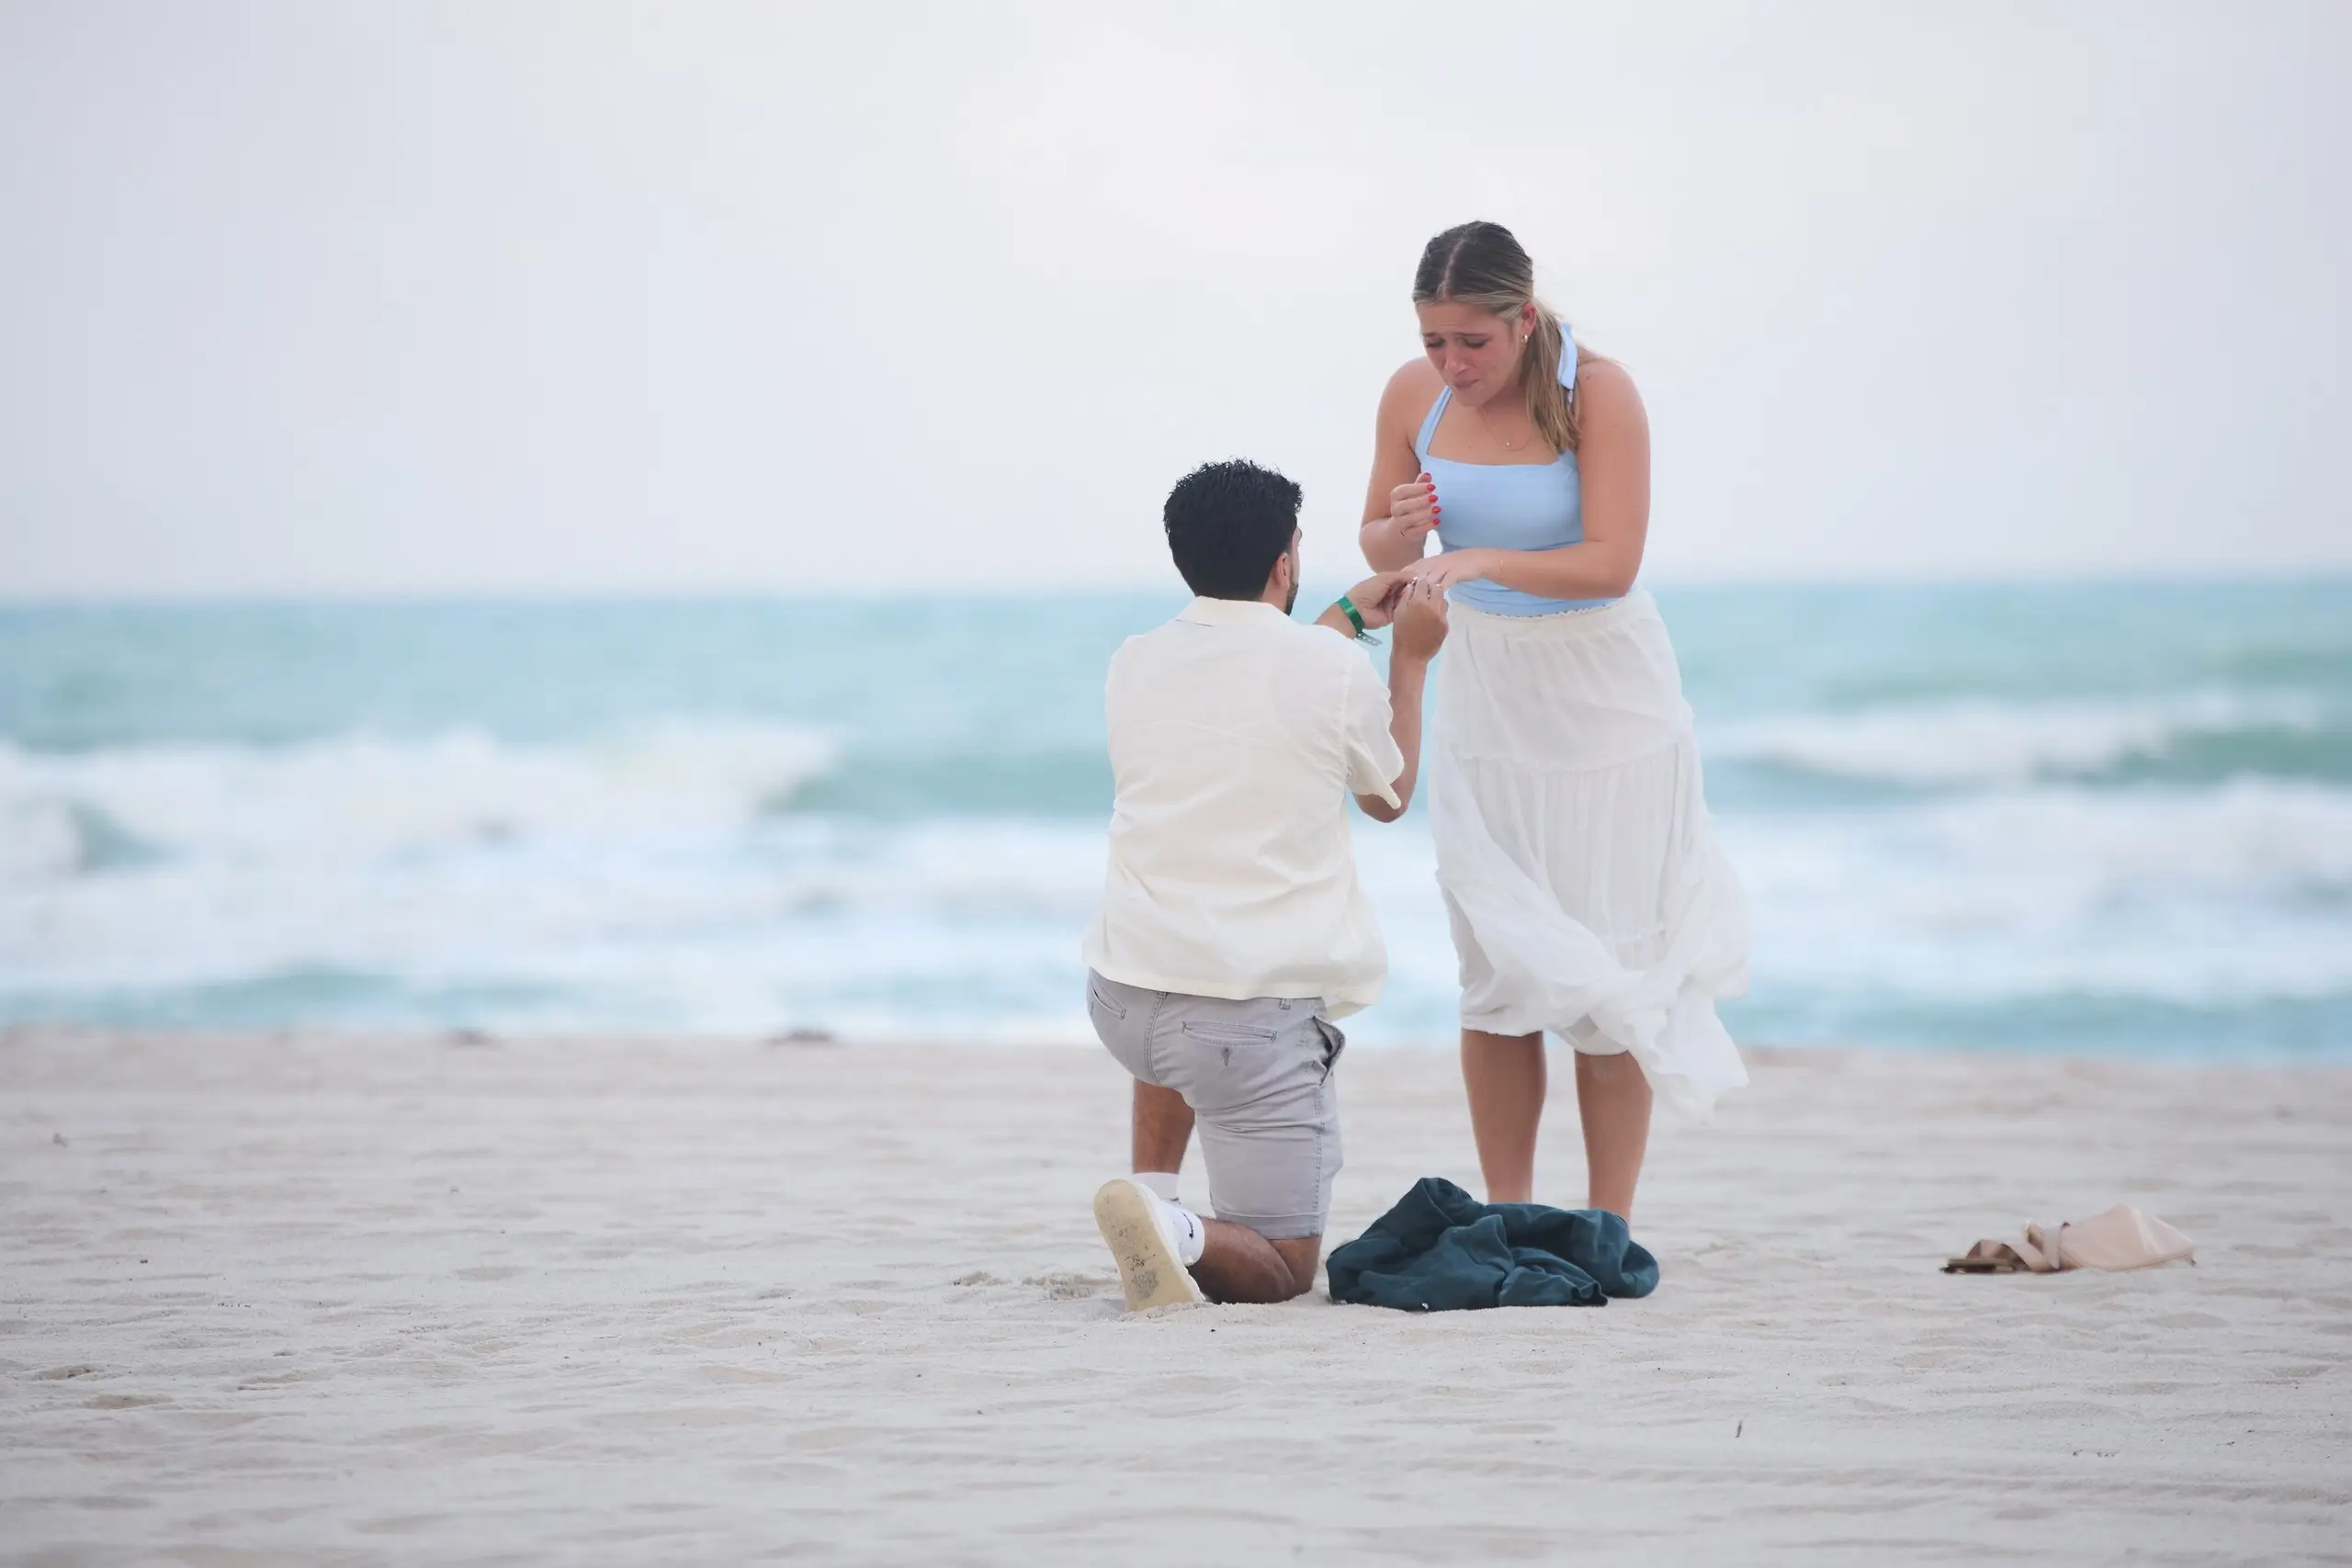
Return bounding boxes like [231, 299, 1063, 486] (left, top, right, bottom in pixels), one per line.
[1391, 577, 1450, 661]
[1335, 570, 1410, 630]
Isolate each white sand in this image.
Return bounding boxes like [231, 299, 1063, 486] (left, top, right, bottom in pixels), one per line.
[4, 1026, 2347, 1564]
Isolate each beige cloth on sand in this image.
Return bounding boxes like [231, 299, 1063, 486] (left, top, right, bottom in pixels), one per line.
[1946, 1205, 2195, 1274]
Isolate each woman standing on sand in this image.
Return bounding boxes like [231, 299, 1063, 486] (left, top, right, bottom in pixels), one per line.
[1360, 220, 1749, 1219]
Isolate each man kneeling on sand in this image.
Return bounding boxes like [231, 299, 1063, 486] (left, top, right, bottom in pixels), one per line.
[1084, 458, 1447, 1309]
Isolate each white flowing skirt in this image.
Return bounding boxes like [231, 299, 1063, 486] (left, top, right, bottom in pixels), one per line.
[1429, 591, 1750, 1119]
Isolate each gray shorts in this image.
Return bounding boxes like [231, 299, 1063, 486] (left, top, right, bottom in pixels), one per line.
[1086, 971, 1345, 1241]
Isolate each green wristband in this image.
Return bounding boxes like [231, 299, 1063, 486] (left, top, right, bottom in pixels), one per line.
[1336, 595, 1368, 637]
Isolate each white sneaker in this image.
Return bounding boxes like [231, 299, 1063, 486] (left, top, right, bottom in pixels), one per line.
[1092, 1178, 1206, 1311]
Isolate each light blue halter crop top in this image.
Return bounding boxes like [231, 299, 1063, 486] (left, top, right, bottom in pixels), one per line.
[1415, 386, 1615, 615]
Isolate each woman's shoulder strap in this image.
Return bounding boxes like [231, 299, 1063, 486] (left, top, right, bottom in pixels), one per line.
[1414, 386, 1453, 459]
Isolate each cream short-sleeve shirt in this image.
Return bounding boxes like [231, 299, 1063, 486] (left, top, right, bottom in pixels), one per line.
[1082, 596, 1403, 1018]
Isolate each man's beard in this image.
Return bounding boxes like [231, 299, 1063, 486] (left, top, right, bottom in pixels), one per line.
[1283, 580, 1299, 615]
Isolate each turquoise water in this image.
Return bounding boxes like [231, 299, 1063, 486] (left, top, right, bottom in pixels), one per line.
[4, 581, 2348, 1056]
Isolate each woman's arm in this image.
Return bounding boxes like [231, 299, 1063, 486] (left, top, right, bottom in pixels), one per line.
[1360, 361, 1442, 572]
[1405, 359, 1651, 601]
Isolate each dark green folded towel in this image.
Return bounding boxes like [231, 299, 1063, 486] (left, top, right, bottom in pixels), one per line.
[1326, 1177, 1659, 1311]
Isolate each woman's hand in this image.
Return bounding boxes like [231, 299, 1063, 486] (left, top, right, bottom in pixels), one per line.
[1388, 473, 1441, 546]
[1403, 547, 1499, 594]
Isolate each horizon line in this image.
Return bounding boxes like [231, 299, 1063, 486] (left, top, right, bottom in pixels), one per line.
[3, 568, 2350, 610]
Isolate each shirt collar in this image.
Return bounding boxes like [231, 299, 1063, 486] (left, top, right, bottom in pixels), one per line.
[1176, 595, 1291, 627]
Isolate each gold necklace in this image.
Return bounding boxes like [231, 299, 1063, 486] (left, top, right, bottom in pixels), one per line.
[1473, 400, 1528, 451]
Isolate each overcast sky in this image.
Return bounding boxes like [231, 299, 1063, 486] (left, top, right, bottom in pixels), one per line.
[3, 1, 2346, 596]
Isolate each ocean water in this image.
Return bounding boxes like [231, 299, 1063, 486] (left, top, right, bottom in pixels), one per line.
[3, 582, 2347, 1059]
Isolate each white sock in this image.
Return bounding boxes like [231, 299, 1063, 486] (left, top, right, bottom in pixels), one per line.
[1133, 1171, 1182, 1204]
[1154, 1194, 1207, 1267]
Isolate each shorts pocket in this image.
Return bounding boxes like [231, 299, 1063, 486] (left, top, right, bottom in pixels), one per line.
[1180, 1021, 1276, 1047]
[1086, 976, 1129, 1021]
[1313, 1016, 1347, 1079]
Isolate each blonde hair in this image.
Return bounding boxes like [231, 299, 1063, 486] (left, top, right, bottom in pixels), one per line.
[1412, 220, 1583, 454]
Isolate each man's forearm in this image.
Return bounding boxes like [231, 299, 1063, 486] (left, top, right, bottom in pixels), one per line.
[1355, 654, 1430, 822]
[1385, 656, 1430, 813]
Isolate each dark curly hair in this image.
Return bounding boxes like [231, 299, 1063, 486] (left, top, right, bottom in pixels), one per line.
[1162, 458, 1303, 601]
